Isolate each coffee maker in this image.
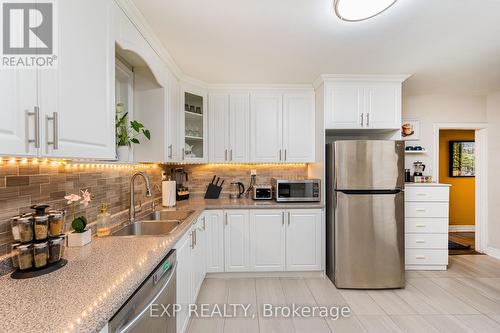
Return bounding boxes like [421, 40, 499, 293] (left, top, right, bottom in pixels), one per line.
[413, 161, 426, 177]
[172, 168, 189, 201]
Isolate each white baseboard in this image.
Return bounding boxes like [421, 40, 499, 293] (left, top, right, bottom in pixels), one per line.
[486, 247, 500, 260]
[449, 225, 475, 232]
[206, 271, 325, 279]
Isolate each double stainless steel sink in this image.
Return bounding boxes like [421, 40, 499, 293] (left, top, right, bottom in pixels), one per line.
[111, 209, 195, 237]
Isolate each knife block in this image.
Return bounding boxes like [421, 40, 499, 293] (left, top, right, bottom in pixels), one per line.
[204, 183, 222, 199]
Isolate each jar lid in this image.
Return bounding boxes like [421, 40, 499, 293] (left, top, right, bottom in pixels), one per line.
[48, 210, 65, 218]
[17, 216, 33, 222]
[50, 237, 63, 244]
[34, 215, 49, 221]
[11, 242, 21, 249]
[17, 244, 32, 250]
[33, 242, 48, 248]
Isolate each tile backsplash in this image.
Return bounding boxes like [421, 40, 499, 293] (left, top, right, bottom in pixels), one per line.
[169, 164, 309, 198]
[0, 161, 162, 255]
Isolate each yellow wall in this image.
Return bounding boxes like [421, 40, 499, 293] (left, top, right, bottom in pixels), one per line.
[439, 130, 475, 226]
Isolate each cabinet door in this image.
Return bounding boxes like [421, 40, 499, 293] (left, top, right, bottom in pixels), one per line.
[181, 84, 208, 162]
[208, 94, 229, 162]
[365, 84, 401, 129]
[224, 210, 250, 272]
[283, 93, 315, 162]
[250, 93, 283, 162]
[0, 71, 38, 156]
[175, 233, 192, 333]
[250, 210, 286, 271]
[205, 211, 225, 273]
[192, 223, 206, 300]
[325, 84, 364, 129]
[167, 72, 181, 161]
[286, 209, 322, 271]
[228, 93, 250, 162]
[40, 0, 115, 159]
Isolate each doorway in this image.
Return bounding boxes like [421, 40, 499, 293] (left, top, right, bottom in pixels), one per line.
[433, 123, 488, 254]
[439, 130, 478, 254]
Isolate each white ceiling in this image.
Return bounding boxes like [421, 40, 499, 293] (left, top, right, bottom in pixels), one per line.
[131, 0, 500, 95]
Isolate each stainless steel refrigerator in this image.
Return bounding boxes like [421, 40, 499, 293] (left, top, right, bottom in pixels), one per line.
[326, 140, 405, 289]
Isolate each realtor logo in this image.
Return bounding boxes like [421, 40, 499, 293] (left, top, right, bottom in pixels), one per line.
[1, 0, 57, 68]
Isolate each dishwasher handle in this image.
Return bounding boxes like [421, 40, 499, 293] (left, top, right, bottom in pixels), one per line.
[115, 261, 177, 333]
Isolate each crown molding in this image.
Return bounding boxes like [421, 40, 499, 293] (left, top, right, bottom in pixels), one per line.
[313, 74, 412, 89]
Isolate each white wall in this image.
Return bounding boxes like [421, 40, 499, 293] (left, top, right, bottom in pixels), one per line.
[402, 93, 487, 177]
[487, 91, 500, 250]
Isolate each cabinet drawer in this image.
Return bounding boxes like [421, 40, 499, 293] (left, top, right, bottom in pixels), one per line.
[405, 187, 449, 202]
[405, 234, 447, 249]
[405, 249, 448, 265]
[405, 202, 449, 218]
[405, 218, 448, 233]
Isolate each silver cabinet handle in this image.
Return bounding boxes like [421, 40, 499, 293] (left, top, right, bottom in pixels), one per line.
[191, 230, 195, 249]
[27, 106, 40, 148]
[224, 212, 228, 225]
[47, 112, 59, 150]
[360, 113, 364, 127]
[230, 149, 233, 161]
[182, 148, 185, 160]
[282, 212, 285, 226]
[203, 216, 206, 230]
[279, 149, 282, 161]
[288, 211, 291, 225]
[284, 149, 287, 161]
[225, 149, 228, 161]
[366, 113, 370, 126]
[168, 144, 173, 159]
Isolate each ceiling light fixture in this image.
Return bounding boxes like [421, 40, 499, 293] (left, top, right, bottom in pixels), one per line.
[333, 0, 397, 22]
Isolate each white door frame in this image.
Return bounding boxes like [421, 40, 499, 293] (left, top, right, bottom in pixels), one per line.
[432, 123, 488, 253]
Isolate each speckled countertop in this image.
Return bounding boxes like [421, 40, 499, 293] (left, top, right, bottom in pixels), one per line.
[0, 198, 323, 333]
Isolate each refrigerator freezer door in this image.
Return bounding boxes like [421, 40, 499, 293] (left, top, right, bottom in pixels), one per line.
[334, 191, 405, 289]
[334, 140, 405, 190]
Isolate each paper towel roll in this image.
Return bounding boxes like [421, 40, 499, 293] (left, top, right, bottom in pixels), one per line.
[162, 180, 176, 207]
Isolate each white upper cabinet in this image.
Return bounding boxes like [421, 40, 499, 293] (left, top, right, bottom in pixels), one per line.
[365, 84, 401, 129]
[322, 76, 407, 130]
[228, 93, 250, 162]
[40, 0, 115, 159]
[325, 84, 364, 129]
[208, 92, 250, 163]
[250, 93, 283, 162]
[283, 93, 315, 162]
[167, 73, 181, 162]
[181, 83, 208, 162]
[0, 71, 38, 156]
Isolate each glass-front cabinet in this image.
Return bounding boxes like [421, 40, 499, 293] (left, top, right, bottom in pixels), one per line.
[181, 84, 208, 162]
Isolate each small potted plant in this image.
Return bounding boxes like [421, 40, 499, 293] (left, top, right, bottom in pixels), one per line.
[66, 190, 93, 247]
[116, 104, 151, 162]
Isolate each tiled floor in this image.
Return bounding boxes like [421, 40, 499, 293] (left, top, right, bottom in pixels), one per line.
[187, 255, 500, 333]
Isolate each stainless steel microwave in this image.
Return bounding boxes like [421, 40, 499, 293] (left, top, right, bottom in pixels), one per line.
[272, 178, 321, 202]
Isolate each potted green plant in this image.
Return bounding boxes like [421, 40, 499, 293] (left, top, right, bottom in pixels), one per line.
[116, 104, 151, 162]
[66, 190, 93, 247]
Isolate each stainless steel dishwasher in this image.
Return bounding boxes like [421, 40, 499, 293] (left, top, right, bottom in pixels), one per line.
[109, 250, 177, 333]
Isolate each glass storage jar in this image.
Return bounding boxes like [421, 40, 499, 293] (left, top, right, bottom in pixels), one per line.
[48, 237, 64, 263]
[17, 244, 33, 270]
[48, 210, 65, 236]
[10, 242, 21, 268]
[34, 215, 49, 240]
[33, 242, 49, 268]
[17, 216, 34, 243]
[59, 234, 67, 257]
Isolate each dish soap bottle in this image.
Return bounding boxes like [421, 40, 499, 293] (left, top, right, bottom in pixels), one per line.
[96, 203, 112, 237]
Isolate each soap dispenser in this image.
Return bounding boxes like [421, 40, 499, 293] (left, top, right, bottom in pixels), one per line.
[96, 203, 112, 237]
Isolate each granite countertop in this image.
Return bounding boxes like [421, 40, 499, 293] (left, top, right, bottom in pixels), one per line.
[0, 198, 323, 333]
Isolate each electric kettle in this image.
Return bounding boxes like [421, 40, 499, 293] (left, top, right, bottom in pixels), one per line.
[229, 182, 245, 199]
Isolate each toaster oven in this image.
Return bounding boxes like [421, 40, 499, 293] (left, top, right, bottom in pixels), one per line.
[253, 185, 273, 200]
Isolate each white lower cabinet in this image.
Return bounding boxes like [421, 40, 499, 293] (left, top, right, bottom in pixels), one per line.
[224, 210, 251, 272]
[250, 210, 286, 271]
[286, 209, 322, 271]
[221, 209, 322, 273]
[205, 211, 224, 273]
[176, 215, 206, 333]
[404, 185, 450, 271]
